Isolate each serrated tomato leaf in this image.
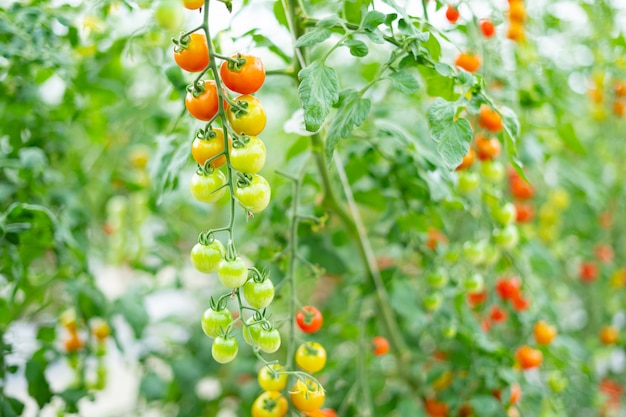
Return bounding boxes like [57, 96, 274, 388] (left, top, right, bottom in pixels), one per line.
[298, 61, 339, 132]
[428, 98, 473, 170]
[325, 89, 371, 159]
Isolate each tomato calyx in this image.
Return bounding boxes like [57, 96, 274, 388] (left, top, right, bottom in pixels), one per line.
[236, 172, 254, 188]
[187, 80, 208, 98]
[231, 133, 252, 149]
[229, 98, 250, 118]
[223, 53, 248, 72]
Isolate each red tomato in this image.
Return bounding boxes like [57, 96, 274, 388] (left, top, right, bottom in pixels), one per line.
[467, 290, 488, 307]
[489, 305, 507, 323]
[295, 306, 323, 334]
[478, 105, 503, 133]
[424, 397, 448, 417]
[495, 277, 521, 301]
[511, 293, 529, 312]
[445, 4, 460, 23]
[372, 336, 390, 356]
[480, 19, 495, 38]
[220, 54, 266, 95]
[515, 201, 534, 223]
[579, 261, 599, 283]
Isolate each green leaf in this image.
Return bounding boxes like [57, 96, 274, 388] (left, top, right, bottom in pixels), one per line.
[363, 10, 385, 30]
[273, 0, 288, 29]
[344, 0, 372, 25]
[344, 39, 368, 57]
[1, 397, 24, 417]
[325, 89, 371, 159]
[500, 105, 521, 139]
[0, 298, 10, 326]
[115, 290, 149, 338]
[428, 98, 473, 170]
[418, 66, 457, 100]
[58, 388, 91, 414]
[468, 395, 501, 416]
[318, 16, 345, 29]
[140, 372, 167, 401]
[398, 397, 426, 417]
[151, 134, 190, 204]
[298, 61, 340, 132]
[295, 28, 332, 48]
[25, 351, 52, 408]
[36, 326, 56, 343]
[557, 121, 585, 154]
[164, 66, 187, 100]
[389, 71, 420, 94]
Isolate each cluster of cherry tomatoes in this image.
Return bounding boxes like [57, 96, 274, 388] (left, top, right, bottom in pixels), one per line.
[507, 0, 526, 42]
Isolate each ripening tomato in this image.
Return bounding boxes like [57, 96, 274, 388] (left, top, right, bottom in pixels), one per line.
[595, 245, 614, 264]
[183, 0, 204, 9]
[230, 135, 266, 174]
[372, 336, 390, 356]
[456, 147, 475, 170]
[258, 364, 288, 391]
[258, 328, 281, 353]
[190, 240, 225, 273]
[511, 293, 530, 312]
[515, 345, 543, 369]
[296, 306, 323, 334]
[218, 257, 249, 288]
[509, 175, 535, 200]
[91, 318, 111, 341]
[174, 33, 209, 72]
[220, 54, 266, 95]
[190, 170, 227, 203]
[424, 397, 448, 417]
[509, 1, 526, 22]
[243, 278, 275, 309]
[497, 383, 522, 405]
[455, 53, 481, 73]
[579, 261, 599, 283]
[445, 4, 460, 23]
[227, 95, 266, 136]
[534, 320, 557, 345]
[235, 174, 271, 213]
[480, 19, 495, 38]
[613, 100, 625, 117]
[515, 201, 534, 223]
[64, 334, 85, 353]
[290, 379, 325, 412]
[599, 325, 619, 345]
[60, 309, 78, 333]
[251, 391, 288, 417]
[426, 228, 447, 250]
[475, 135, 502, 161]
[467, 290, 487, 307]
[295, 342, 327, 373]
[212, 335, 238, 363]
[192, 128, 229, 169]
[186, 80, 220, 121]
[478, 105, 503, 133]
[201, 307, 233, 338]
[305, 410, 337, 417]
[490, 305, 507, 323]
[615, 81, 626, 96]
[507, 21, 525, 42]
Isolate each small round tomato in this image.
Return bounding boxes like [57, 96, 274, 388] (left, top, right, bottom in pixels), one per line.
[372, 336, 390, 356]
[295, 306, 323, 334]
[174, 33, 209, 72]
[509, 175, 535, 200]
[457, 171, 480, 194]
[218, 257, 249, 288]
[230, 135, 266, 174]
[190, 170, 226, 203]
[155, 0, 184, 31]
[456, 147, 475, 170]
[423, 292, 443, 311]
[515, 201, 534, 223]
[481, 160, 505, 182]
[445, 4, 460, 23]
[295, 342, 327, 373]
[599, 325, 619, 345]
[579, 261, 599, 283]
[252, 391, 288, 417]
[235, 174, 271, 213]
[534, 320, 557, 345]
[478, 105, 503, 133]
[64, 335, 85, 353]
[489, 305, 507, 323]
[480, 19, 495, 38]
[455, 53, 481, 73]
[495, 277, 521, 301]
[192, 128, 229, 169]
[183, 0, 204, 9]
[186, 80, 219, 121]
[243, 316, 262, 346]
[60, 309, 78, 333]
[463, 273, 485, 293]
[212, 335, 238, 363]
[511, 293, 530, 312]
[258, 364, 288, 391]
[257, 328, 281, 353]
[509, 1, 526, 22]
[220, 54, 266, 95]
[493, 225, 519, 249]
[424, 397, 448, 417]
[227, 95, 266, 136]
[515, 345, 543, 369]
[475, 135, 502, 160]
[426, 269, 449, 288]
[201, 307, 232, 338]
[290, 379, 325, 412]
[190, 240, 225, 273]
[91, 318, 111, 341]
[467, 290, 487, 307]
[493, 202, 516, 225]
[243, 278, 275, 309]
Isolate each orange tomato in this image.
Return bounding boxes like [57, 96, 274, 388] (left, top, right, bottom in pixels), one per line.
[507, 22, 525, 42]
[426, 228, 447, 250]
[173, 33, 209, 72]
[490, 305, 508, 323]
[594, 245, 614, 264]
[515, 345, 543, 369]
[467, 290, 488, 307]
[372, 336, 390, 356]
[478, 105, 503, 133]
[455, 53, 481, 73]
[579, 261, 599, 283]
[514, 201, 534, 223]
[534, 320, 557, 345]
[509, 1, 526, 22]
[511, 293, 529, 312]
[456, 147, 475, 170]
[599, 325, 619, 345]
[613, 100, 625, 117]
[480, 19, 495, 38]
[424, 397, 448, 417]
[589, 87, 604, 104]
[64, 335, 85, 353]
[614, 81, 626, 96]
[183, 0, 204, 10]
[509, 383, 522, 405]
[185, 80, 220, 121]
[191, 128, 230, 169]
[475, 135, 502, 160]
[509, 172, 534, 200]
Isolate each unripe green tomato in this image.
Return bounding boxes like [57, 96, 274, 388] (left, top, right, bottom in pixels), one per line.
[443, 324, 457, 338]
[493, 225, 519, 249]
[212, 336, 238, 364]
[480, 160, 505, 183]
[538, 205, 559, 225]
[547, 371, 567, 392]
[190, 170, 227, 203]
[218, 257, 249, 288]
[201, 307, 233, 338]
[257, 328, 281, 353]
[154, 0, 184, 31]
[463, 241, 486, 265]
[493, 202, 516, 225]
[243, 278, 275, 309]
[463, 273, 484, 293]
[426, 269, 449, 288]
[482, 244, 500, 266]
[423, 292, 443, 311]
[457, 171, 480, 194]
[190, 240, 225, 273]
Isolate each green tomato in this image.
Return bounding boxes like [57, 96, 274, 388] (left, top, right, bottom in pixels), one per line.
[235, 174, 271, 213]
[493, 202, 516, 225]
[154, 0, 184, 31]
[547, 371, 567, 393]
[482, 244, 500, 266]
[190, 240, 225, 273]
[493, 225, 519, 249]
[257, 328, 281, 353]
[201, 307, 232, 338]
[463, 273, 484, 293]
[423, 292, 443, 311]
[243, 317, 262, 346]
[212, 336, 238, 364]
[480, 160, 505, 183]
[457, 171, 480, 194]
[426, 269, 449, 288]
[190, 170, 227, 203]
[230, 136, 266, 174]
[443, 324, 457, 338]
[243, 278, 275, 309]
[463, 241, 486, 265]
[218, 257, 249, 288]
